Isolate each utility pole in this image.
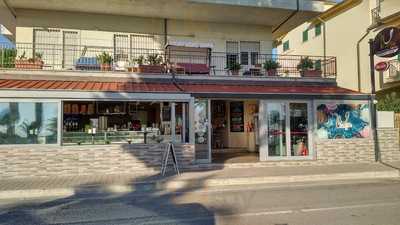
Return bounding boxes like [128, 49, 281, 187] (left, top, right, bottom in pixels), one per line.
[368, 39, 380, 162]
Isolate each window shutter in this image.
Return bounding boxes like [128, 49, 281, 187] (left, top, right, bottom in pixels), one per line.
[303, 30, 308, 42]
[315, 24, 322, 36]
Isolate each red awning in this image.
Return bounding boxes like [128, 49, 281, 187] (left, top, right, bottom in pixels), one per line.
[0, 79, 361, 96]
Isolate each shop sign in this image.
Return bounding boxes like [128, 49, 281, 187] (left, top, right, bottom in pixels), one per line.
[373, 27, 400, 58]
[374, 61, 389, 72]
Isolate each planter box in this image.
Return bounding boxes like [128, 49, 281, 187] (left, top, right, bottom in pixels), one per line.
[128, 67, 138, 73]
[15, 60, 43, 69]
[300, 69, 322, 78]
[138, 65, 164, 74]
[231, 70, 240, 76]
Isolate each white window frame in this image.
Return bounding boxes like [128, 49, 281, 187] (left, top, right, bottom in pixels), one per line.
[260, 100, 314, 161]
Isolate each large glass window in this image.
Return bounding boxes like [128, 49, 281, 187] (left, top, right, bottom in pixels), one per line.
[0, 102, 59, 144]
[62, 101, 188, 145]
[264, 101, 310, 158]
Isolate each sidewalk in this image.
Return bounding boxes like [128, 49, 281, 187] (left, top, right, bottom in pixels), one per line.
[0, 162, 399, 200]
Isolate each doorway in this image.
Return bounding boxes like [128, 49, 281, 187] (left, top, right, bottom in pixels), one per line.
[210, 100, 259, 163]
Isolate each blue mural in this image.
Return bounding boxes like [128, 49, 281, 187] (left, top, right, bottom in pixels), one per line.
[316, 103, 370, 139]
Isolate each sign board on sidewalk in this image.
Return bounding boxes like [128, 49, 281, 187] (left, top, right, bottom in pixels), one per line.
[161, 142, 180, 176]
[373, 27, 400, 58]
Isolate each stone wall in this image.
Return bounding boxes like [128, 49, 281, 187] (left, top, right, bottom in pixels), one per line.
[315, 128, 400, 165]
[0, 143, 195, 179]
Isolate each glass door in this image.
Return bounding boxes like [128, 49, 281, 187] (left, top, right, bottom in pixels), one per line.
[194, 99, 211, 163]
[259, 101, 311, 160]
[266, 103, 287, 157]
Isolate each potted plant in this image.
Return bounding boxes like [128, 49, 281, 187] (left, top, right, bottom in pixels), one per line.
[15, 51, 44, 69]
[96, 52, 113, 71]
[228, 62, 241, 75]
[128, 55, 145, 72]
[0, 48, 17, 68]
[263, 59, 281, 76]
[138, 54, 164, 74]
[297, 57, 322, 77]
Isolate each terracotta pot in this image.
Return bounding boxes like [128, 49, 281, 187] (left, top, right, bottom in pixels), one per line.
[128, 67, 138, 72]
[266, 69, 278, 76]
[138, 65, 164, 74]
[300, 69, 322, 78]
[15, 60, 43, 69]
[100, 64, 112, 71]
[231, 70, 240, 76]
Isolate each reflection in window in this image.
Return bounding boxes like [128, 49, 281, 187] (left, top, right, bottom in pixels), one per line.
[267, 103, 286, 157]
[290, 103, 309, 156]
[0, 102, 58, 144]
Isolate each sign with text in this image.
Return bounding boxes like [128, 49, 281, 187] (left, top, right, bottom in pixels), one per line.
[373, 27, 400, 58]
[230, 101, 244, 132]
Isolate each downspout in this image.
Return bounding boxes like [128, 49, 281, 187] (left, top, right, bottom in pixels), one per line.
[316, 17, 327, 78]
[272, 0, 300, 34]
[356, 29, 372, 92]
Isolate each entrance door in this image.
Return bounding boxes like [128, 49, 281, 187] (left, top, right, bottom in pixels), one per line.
[194, 99, 211, 163]
[259, 101, 312, 160]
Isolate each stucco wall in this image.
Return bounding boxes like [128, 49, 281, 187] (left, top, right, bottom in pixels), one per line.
[15, 9, 273, 54]
[0, 144, 195, 179]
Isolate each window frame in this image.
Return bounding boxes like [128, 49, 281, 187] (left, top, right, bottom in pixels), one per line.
[283, 41, 290, 52]
[302, 30, 309, 42]
[315, 23, 322, 37]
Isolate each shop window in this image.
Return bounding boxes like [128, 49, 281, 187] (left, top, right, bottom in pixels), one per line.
[302, 30, 309, 42]
[290, 103, 309, 156]
[62, 101, 188, 145]
[283, 41, 290, 52]
[316, 103, 370, 139]
[0, 102, 59, 144]
[315, 24, 322, 37]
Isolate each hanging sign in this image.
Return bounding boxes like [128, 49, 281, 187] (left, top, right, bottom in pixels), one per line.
[374, 61, 389, 72]
[373, 27, 400, 58]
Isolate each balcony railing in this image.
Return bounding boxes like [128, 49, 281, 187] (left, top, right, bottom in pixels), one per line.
[384, 59, 400, 84]
[0, 42, 337, 79]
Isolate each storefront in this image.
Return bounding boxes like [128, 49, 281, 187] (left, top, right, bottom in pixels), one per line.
[0, 77, 399, 179]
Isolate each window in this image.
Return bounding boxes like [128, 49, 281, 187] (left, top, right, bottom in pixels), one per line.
[0, 102, 59, 144]
[302, 30, 309, 42]
[226, 41, 239, 69]
[315, 24, 322, 36]
[283, 41, 290, 52]
[240, 52, 249, 65]
[264, 101, 311, 158]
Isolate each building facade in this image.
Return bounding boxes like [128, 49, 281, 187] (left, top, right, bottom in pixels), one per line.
[0, 0, 399, 179]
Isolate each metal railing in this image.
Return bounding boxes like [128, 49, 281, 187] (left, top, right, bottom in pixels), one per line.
[0, 42, 337, 79]
[371, 6, 381, 25]
[385, 59, 400, 84]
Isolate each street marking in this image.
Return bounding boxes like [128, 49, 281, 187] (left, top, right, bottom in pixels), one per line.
[300, 201, 400, 213]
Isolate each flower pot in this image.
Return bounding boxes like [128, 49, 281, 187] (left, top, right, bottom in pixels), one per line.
[231, 70, 240, 76]
[266, 69, 278, 76]
[15, 60, 43, 69]
[100, 63, 112, 71]
[138, 64, 164, 74]
[300, 69, 322, 78]
[128, 67, 138, 72]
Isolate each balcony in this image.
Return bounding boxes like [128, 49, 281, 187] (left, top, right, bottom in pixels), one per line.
[0, 43, 337, 81]
[383, 60, 400, 86]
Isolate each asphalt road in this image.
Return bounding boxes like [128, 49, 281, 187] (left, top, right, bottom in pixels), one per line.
[0, 178, 400, 225]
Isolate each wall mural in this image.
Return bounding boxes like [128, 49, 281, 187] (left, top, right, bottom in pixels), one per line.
[316, 103, 370, 139]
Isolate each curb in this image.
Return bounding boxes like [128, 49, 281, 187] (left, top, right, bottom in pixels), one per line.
[0, 170, 398, 200]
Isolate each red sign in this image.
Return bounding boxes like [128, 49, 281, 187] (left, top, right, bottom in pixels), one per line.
[375, 61, 389, 72]
[373, 27, 400, 58]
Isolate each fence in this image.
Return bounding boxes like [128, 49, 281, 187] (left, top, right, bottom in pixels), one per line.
[0, 42, 337, 79]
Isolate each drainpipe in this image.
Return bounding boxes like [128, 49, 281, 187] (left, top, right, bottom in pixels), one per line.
[272, 0, 300, 34]
[316, 17, 327, 78]
[356, 29, 372, 92]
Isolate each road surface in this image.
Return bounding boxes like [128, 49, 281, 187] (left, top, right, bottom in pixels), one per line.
[0, 178, 400, 225]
